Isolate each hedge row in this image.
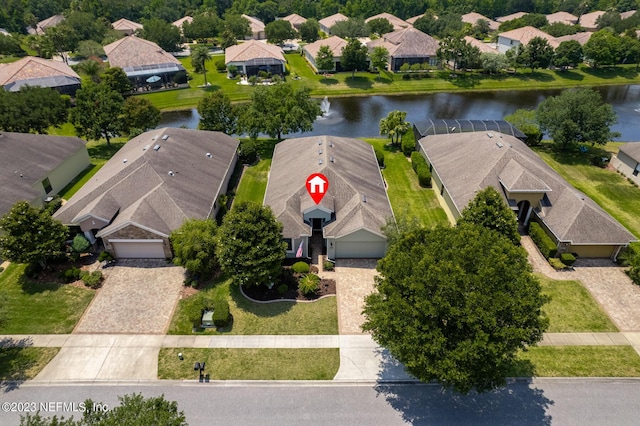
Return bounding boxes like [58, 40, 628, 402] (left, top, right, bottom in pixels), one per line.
[410, 152, 431, 188]
[529, 222, 557, 259]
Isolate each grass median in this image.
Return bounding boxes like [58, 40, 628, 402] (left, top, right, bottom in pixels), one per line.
[0, 347, 60, 381]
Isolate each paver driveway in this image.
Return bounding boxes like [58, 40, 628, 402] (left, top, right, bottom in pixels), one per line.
[333, 259, 378, 335]
[74, 259, 184, 334]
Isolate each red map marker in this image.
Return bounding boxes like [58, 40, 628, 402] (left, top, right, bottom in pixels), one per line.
[306, 173, 329, 204]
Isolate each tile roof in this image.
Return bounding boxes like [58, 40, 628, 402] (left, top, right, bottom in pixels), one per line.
[319, 13, 349, 30]
[496, 12, 528, 23]
[111, 18, 143, 32]
[242, 14, 265, 33]
[406, 14, 424, 25]
[264, 136, 394, 239]
[0, 56, 80, 87]
[303, 36, 348, 58]
[225, 39, 285, 63]
[419, 132, 636, 246]
[462, 12, 500, 30]
[578, 11, 605, 29]
[619, 143, 640, 163]
[104, 36, 182, 70]
[365, 13, 410, 31]
[0, 132, 86, 215]
[54, 128, 239, 238]
[546, 11, 578, 25]
[172, 16, 193, 28]
[463, 36, 498, 53]
[498, 26, 558, 48]
[368, 27, 439, 58]
[621, 10, 637, 20]
[555, 31, 593, 45]
[282, 13, 306, 27]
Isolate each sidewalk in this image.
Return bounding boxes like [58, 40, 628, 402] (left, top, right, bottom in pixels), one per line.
[3, 332, 640, 383]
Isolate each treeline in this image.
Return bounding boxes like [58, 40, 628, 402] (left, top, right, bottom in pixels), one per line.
[3, 0, 637, 35]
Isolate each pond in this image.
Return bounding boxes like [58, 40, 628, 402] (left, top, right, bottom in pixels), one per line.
[159, 85, 640, 141]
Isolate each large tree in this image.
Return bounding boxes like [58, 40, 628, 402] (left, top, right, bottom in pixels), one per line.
[139, 18, 182, 52]
[120, 97, 161, 134]
[369, 46, 389, 73]
[298, 18, 319, 43]
[265, 19, 296, 45]
[216, 201, 286, 288]
[379, 110, 410, 146]
[224, 14, 251, 40]
[71, 82, 124, 146]
[553, 40, 584, 70]
[366, 17, 394, 36]
[238, 83, 321, 140]
[457, 187, 520, 245]
[504, 108, 542, 146]
[362, 224, 549, 394]
[197, 91, 238, 134]
[182, 12, 221, 42]
[341, 38, 368, 77]
[583, 29, 621, 67]
[315, 45, 335, 75]
[99, 66, 132, 95]
[523, 36, 554, 71]
[536, 88, 620, 149]
[437, 36, 481, 71]
[330, 18, 368, 39]
[0, 201, 68, 267]
[191, 45, 211, 86]
[0, 86, 70, 134]
[170, 218, 219, 278]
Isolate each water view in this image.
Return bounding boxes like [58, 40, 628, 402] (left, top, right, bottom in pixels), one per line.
[160, 85, 640, 141]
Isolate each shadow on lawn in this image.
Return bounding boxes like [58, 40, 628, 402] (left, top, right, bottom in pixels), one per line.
[345, 76, 373, 89]
[581, 65, 639, 80]
[554, 70, 584, 81]
[230, 282, 294, 318]
[87, 141, 126, 162]
[0, 336, 34, 392]
[319, 78, 339, 86]
[535, 143, 611, 167]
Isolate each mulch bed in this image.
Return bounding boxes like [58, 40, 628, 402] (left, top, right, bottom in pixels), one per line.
[242, 272, 336, 302]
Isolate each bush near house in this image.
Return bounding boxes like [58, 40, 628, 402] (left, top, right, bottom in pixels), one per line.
[401, 136, 415, 156]
[299, 273, 320, 295]
[374, 147, 385, 167]
[79, 270, 103, 289]
[416, 164, 432, 188]
[411, 151, 427, 172]
[292, 261, 310, 274]
[560, 252, 577, 266]
[529, 222, 558, 259]
[323, 261, 334, 271]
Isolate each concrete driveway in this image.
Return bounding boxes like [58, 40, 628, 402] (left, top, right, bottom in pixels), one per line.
[332, 259, 379, 335]
[74, 259, 184, 334]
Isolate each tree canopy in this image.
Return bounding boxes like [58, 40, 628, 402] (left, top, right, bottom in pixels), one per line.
[504, 108, 542, 146]
[0, 86, 70, 134]
[0, 201, 68, 267]
[522, 36, 554, 71]
[138, 18, 182, 52]
[191, 45, 211, 85]
[71, 82, 124, 146]
[120, 97, 161, 134]
[379, 110, 410, 146]
[341, 38, 368, 77]
[330, 18, 368, 39]
[367, 17, 394, 36]
[197, 91, 238, 134]
[362, 224, 548, 394]
[457, 187, 520, 245]
[370, 46, 389, 73]
[553, 40, 584, 70]
[298, 18, 320, 43]
[536, 88, 620, 149]
[216, 201, 286, 288]
[265, 19, 296, 45]
[315, 45, 335, 74]
[170, 218, 219, 278]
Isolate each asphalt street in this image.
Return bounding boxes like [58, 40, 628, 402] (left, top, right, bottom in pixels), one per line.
[2, 379, 640, 425]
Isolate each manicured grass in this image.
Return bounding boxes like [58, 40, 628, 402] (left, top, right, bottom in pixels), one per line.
[534, 143, 640, 239]
[158, 348, 340, 380]
[167, 276, 338, 335]
[512, 346, 640, 377]
[538, 274, 618, 332]
[0, 264, 95, 334]
[365, 138, 449, 228]
[0, 347, 60, 381]
[233, 159, 270, 205]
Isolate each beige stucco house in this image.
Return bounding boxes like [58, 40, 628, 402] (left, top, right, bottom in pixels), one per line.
[303, 36, 348, 72]
[612, 143, 640, 186]
[0, 56, 82, 95]
[225, 40, 286, 76]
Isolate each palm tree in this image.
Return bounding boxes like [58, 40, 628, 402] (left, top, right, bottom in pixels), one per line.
[191, 45, 211, 86]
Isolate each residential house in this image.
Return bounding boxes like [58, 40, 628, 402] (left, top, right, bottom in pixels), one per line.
[264, 136, 394, 260]
[463, 36, 498, 53]
[545, 11, 578, 25]
[225, 40, 286, 76]
[53, 128, 239, 259]
[319, 13, 348, 34]
[367, 27, 439, 71]
[27, 14, 64, 35]
[461, 12, 500, 31]
[104, 36, 186, 88]
[0, 132, 89, 217]
[303, 36, 348, 72]
[111, 18, 143, 36]
[0, 56, 82, 95]
[497, 26, 558, 53]
[578, 11, 605, 30]
[555, 32, 593, 45]
[405, 14, 424, 25]
[281, 13, 306, 30]
[621, 10, 637, 20]
[365, 13, 410, 31]
[172, 16, 193, 30]
[242, 14, 266, 40]
[612, 143, 640, 186]
[496, 12, 528, 23]
[416, 129, 636, 259]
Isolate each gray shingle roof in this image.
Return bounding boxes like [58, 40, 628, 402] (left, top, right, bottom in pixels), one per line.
[419, 132, 636, 245]
[619, 143, 640, 163]
[54, 128, 238, 237]
[369, 27, 439, 58]
[0, 132, 87, 215]
[264, 136, 394, 239]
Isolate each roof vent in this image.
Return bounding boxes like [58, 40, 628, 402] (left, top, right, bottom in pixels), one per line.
[168, 171, 174, 176]
[319, 149, 322, 154]
[496, 142, 503, 148]
[330, 156, 334, 163]
[319, 159, 323, 165]
[152, 136, 158, 140]
[363, 195, 367, 203]
[487, 132, 493, 138]
[143, 144, 150, 151]
[329, 141, 333, 148]
[123, 158, 127, 163]
[162, 134, 169, 141]
[153, 144, 161, 151]
[206, 152, 212, 158]
[318, 139, 322, 145]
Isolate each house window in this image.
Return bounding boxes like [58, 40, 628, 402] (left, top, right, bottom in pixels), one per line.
[284, 238, 293, 251]
[42, 177, 52, 194]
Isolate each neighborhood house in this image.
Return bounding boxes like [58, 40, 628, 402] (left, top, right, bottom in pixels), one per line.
[0, 56, 82, 95]
[612, 142, 640, 186]
[225, 40, 286, 76]
[367, 27, 440, 71]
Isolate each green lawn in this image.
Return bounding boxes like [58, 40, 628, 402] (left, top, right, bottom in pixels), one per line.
[512, 346, 640, 377]
[534, 143, 640, 239]
[167, 276, 338, 335]
[158, 348, 339, 380]
[233, 139, 279, 206]
[365, 138, 449, 228]
[0, 264, 95, 334]
[0, 347, 60, 381]
[538, 274, 618, 332]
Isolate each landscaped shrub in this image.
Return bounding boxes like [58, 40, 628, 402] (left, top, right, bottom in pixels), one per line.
[239, 139, 257, 164]
[173, 71, 188, 84]
[98, 251, 114, 262]
[410, 63, 422, 71]
[61, 267, 81, 283]
[277, 284, 288, 295]
[399, 62, 410, 72]
[212, 296, 230, 327]
[80, 270, 103, 289]
[323, 261, 334, 271]
[401, 135, 415, 156]
[299, 273, 320, 295]
[374, 148, 385, 167]
[411, 151, 426, 173]
[529, 222, 557, 259]
[416, 164, 432, 188]
[0, 266, 4, 273]
[292, 261, 310, 274]
[618, 242, 639, 266]
[549, 258, 567, 270]
[560, 252, 576, 266]
[43, 197, 63, 215]
[215, 57, 226, 72]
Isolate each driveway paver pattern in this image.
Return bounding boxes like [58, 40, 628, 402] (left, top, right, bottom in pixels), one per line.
[334, 259, 378, 335]
[74, 259, 184, 334]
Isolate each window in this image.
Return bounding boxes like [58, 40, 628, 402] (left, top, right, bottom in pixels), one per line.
[42, 177, 52, 194]
[283, 238, 293, 251]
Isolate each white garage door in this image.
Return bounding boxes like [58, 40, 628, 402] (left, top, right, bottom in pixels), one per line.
[110, 239, 166, 259]
[335, 241, 386, 258]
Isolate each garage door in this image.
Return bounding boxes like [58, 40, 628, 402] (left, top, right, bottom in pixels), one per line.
[335, 241, 386, 258]
[110, 239, 166, 259]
